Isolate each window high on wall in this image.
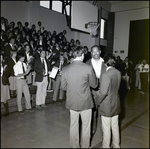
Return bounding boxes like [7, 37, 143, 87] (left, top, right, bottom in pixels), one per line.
[52, 1, 62, 13]
[40, 1, 71, 15]
[100, 18, 107, 39]
[40, 1, 50, 9]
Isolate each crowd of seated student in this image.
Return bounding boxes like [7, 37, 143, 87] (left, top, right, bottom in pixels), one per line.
[1, 16, 91, 117]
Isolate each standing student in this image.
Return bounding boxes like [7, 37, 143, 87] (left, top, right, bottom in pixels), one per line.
[135, 60, 142, 89]
[52, 54, 68, 103]
[34, 48, 51, 109]
[96, 53, 121, 148]
[1, 53, 10, 117]
[61, 46, 97, 148]
[4, 36, 16, 59]
[13, 53, 33, 114]
[121, 57, 132, 90]
[138, 59, 149, 94]
[86, 45, 107, 137]
[7, 49, 17, 98]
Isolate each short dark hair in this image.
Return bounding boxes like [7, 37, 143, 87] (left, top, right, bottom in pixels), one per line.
[25, 22, 29, 26]
[24, 44, 30, 48]
[117, 56, 120, 59]
[91, 45, 100, 52]
[17, 52, 25, 60]
[9, 36, 15, 42]
[73, 46, 84, 58]
[103, 53, 116, 64]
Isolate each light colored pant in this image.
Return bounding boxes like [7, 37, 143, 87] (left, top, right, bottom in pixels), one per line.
[9, 76, 16, 90]
[16, 79, 31, 111]
[135, 74, 141, 89]
[70, 109, 92, 148]
[36, 76, 48, 105]
[53, 75, 64, 101]
[101, 115, 120, 148]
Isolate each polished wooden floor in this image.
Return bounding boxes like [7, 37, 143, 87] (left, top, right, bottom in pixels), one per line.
[1, 80, 149, 148]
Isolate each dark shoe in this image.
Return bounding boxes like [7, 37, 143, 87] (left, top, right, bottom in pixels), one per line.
[52, 101, 56, 104]
[41, 104, 47, 108]
[26, 109, 34, 112]
[59, 99, 63, 103]
[139, 91, 145, 94]
[30, 100, 33, 107]
[3, 112, 9, 117]
[18, 111, 24, 114]
[36, 105, 42, 110]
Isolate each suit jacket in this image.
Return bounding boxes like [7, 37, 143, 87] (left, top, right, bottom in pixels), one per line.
[97, 67, 121, 117]
[4, 44, 13, 59]
[34, 57, 51, 82]
[1, 63, 10, 85]
[7, 57, 16, 76]
[1, 38, 5, 55]
[86, 58, 107, 109]
[121, 61, 132, 76]
[61, 60, 98, 111]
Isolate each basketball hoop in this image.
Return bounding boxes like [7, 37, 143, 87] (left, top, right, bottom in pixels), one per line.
[85, 22, 100, 37]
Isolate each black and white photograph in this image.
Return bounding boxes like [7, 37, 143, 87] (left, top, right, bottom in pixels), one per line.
[1, 1, 149, 148]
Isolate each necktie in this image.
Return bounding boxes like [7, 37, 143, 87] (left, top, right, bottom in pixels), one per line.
[42, 59, 45, 74]
[59, 61, 62, 72]
[22, 63, 26, 79]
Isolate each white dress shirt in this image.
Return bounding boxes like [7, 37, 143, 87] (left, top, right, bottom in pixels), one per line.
[12, 57, 16, 64]
[91, 57, 104, 78]
[9, 43, 14, 50]
[26, 52, 30, 62]
[138, 64, 149, 73]
[13, 61, 27, 79]
[1, 64, 3, 76]
[1, 23, 5, 31]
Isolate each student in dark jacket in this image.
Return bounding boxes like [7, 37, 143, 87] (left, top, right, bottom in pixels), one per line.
[34, 48, 51, 109]
[96, 53, 121, 148]
[1, 54, 10, 117]
[7, 49, 17, 98]
[4, 36, 16, 59]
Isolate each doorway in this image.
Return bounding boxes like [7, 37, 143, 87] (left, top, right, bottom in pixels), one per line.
[128, 19, 149, 65]
[128, 19, 149, 86]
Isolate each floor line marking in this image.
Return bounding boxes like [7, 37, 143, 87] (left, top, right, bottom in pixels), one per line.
[121, 108, 149, 131]
[93, 108, 149, 148]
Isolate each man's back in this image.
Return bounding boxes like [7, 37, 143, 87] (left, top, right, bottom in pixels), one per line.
[99, 67, 121, 117]
[61, 60, 97, 111]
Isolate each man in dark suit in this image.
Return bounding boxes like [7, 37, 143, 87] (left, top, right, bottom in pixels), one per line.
[1, 53, 10, 117]
[61, 46, 97, 148]
[4, 36, 16, 59]
[34, 48, 51, 109]
[7, 49, 17, 98]
[86, 45, 107, 140]
[96, 53, 121, 148]
[121, 57, 132, 90]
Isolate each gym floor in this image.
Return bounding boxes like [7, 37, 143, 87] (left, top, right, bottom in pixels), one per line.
[1, 82, 149, 148]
